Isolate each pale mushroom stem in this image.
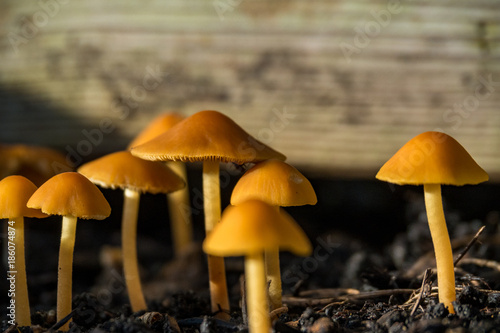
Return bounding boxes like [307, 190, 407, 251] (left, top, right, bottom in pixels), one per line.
[203, 160, 230, 319]
[122, 188, 147, 312]
[265, 206, 283, 310]
[245, 252, 271, 333]
[166, 161, 193, 255]
[424, 183, 456, 314]
[58, 215, 78, 331]
[12, 216, 31, 326]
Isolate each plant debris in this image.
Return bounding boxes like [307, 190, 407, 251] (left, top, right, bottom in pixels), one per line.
[1, 187, 499, 332]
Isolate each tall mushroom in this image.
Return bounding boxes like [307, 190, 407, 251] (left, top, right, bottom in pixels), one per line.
[203, 200, 312, 333]
[230, 159, 317, 310]
[128, 112, 193, 255]
[0, 176, 47, 327]
[27, 172, 111, 331]
[131, 110, 286, 318]
[78, 151, 185, 312]
[376, 131, 488, 313]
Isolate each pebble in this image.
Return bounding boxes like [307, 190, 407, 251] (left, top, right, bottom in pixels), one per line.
[308, 317, 337, 333]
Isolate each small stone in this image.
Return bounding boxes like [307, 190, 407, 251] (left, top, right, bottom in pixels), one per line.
[138, 311, 164, 328]
[308, 317, 337, 333]
[453, 304, 479, 320]
[163, 314, 181, 333]
[424, 303, 448, 320]
[377, 309, 407, 329]
[299, 308, 320, 330]
[457, 286, 486, 307]
[389, 322, 406, 333]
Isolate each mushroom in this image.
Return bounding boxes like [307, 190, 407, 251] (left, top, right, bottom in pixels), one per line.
[376, 131, 488, 313]
[0, 176, 47, 327]
[128, 112, 193, 255]
[203, 200, 312, 333]
[131, 110, 286, 318]
[77, 151, 185, 312]
[230, 159, 317, 310]
[0, 143, 73, 185]
[27, 172, 111, 331]
[128, 113, 186, 148]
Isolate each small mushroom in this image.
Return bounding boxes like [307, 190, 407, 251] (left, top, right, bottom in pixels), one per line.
[131, 110, 285, 318]
[78, 151, 185, 312]
[27, 172, 111, 331]
[230, 159, 317, 310]
[376, 131, 488, 313]
[0, 176, 47, 326]
[203, 200, 311, 333]
[128, 112, 193, 255]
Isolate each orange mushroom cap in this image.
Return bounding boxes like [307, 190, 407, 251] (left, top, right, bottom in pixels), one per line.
[231, 159, 317, 207]
[203, 200, 312, 257]
[128, 113, 185, 149]
[376, 131, 489, 186]
[27, 172, 111, 220]
[0, 144, 72, 186]
[77, 151, 185, 194]
[130, 110, 286, 164]
[0, 175, 47, 219]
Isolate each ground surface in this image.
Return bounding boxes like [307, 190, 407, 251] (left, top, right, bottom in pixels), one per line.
[1, 180, 499, 332]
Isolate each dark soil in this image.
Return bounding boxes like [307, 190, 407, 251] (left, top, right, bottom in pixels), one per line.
[1, 178, 499, 332]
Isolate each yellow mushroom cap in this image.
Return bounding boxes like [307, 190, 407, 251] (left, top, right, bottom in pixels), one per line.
[27, 172, 111, 220]
[128, 112, 185, 149]
[130, 110, 286, 164]
[203, 200, 312, 257]
[376, 131, 489, 186]
[77, 151, 185, 194]
[0, 175, 47, 219]
[231, 159, 317, 207]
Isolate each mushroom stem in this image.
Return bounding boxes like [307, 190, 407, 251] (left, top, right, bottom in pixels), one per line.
[245, 252, 271, 333]
[58, 215, 78, 331]
[12, 216, 31, 326]
[203, 160, 230, 319]
[424, 183, 456, 314]
[264, 247, 282, 310]
[122, 188, 147, 312]
[166, 161, 193, 254]
[265, 206, 283, 310]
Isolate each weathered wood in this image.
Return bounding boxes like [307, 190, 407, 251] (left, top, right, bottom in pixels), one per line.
[1, 0, 499, 180]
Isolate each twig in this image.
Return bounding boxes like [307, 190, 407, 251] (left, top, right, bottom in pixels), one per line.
[50, 306, 79, 331]
[275, 320, 301, 333]
[454, 225, 486, 266]
[404, 230, 498, 280]
[291, 279, 306, 296]
[404, 286, 439, 307]
[2, 324, 18, 333]
[298, 288, 360, 298]
[283, 289, 415, 307]
[318, 301, 347, 313]
[239, 274, 247, 326]
[410, 268, 432, 318]
[270, 306, 289, 322]
[405, 286, 500, 307]
[456, 258, 500, 272]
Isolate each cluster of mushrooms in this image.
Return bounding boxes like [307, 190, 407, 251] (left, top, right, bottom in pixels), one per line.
[0, 110, 489, 332]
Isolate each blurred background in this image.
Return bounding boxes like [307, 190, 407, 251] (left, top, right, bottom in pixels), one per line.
[1, 0, 500, 312]
[1, 0, 499, 178]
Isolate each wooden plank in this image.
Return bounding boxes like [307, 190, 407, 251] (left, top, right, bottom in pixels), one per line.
[1, 0, 499, 181]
